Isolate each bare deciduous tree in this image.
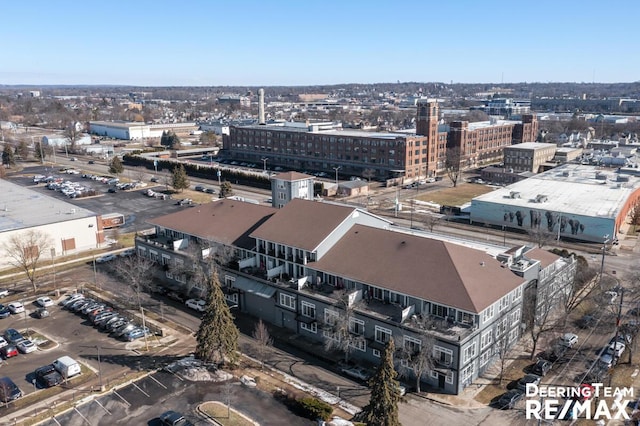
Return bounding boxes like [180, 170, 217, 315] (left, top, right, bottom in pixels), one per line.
[395, 316, 436, 392]
[523, 286, 561, 360]
[362, 168, 376, 182]
[422, 214, 440, 232]
[4, 230, 52, 292]
[527, 226, 556, 248]
[445, 145, 462, 187]
[112, 253, 155, 308]
[323, 290, 365, 363]
[252, 319, 273, 370]
[494, 312, 513, 385]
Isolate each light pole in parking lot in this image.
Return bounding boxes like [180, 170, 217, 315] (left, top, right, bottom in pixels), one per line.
[261, 157, 268, 173]
[96, 345, 104, 391]
[333, 166, 341, 189]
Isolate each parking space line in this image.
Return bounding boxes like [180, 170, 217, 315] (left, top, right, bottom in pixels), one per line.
[51, 417, 62, 426]
[94, 399, 112, 415]
[132, 382, 150, 397]
[112, 390, 131, 407]
[73, 407, 92, 425]
[148, 374, 168, 389]
[165, 369, 184, 382]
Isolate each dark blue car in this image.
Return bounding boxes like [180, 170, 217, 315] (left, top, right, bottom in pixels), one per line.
[0, 305, 10, 319]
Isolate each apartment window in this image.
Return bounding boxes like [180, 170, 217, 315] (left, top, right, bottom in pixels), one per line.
[462, 363, 474, 384]
[279, 293, 296, 310]
[161, 254, 171, 266]
[512, 286, 523, 302]
[498, 295, 509, 312]
[165, 270, 173, 279]
[479, 350, 491, 367]
[509, 328, 519, 343]
[301, 301, 316, 319]
[481, 304, 495, 322]
[433, 346, 453, 366]
[349, 338, 366, 352]
[225, 293, 238, 304]
[404, 336, 421, 354]
[372, 349, 381, 358]
[224, 275, 236, 287]
[511, 308, 521, 326]
[324, 309, 339, 326]
[432, 304, 448, 318]
[463, 342, 477, 364]
[348, 318, 364, 335]
[301, 322, 317, 333]
[375, 325, 392, 344]
[457, 311, 474, 325]
[480, 330, 493, 350]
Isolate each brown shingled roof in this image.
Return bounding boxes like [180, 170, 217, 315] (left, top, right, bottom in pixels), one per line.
[147, 200, 276, 249]
[272, 171, 314, 181]
[250, 199, 356, 251]
[524, 247, 561, 269]
[311, 225, 524, 313]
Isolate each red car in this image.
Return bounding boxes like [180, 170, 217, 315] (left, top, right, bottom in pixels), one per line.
[1, 345, 18, 359]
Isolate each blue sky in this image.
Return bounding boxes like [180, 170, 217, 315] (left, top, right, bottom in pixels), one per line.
[1, 0, 638, 86]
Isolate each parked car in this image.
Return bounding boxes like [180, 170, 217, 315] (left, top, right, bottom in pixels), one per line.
[112, 323, 137, 338]
[69, 299, 93, 312]
[0, 345, 18, 359]
[340, 365, 370, 381]
[607, 341, 626, 358]
[532, 359, 552, 376]
[90, 310, 116, 325]
[105, 319, 129, 333]
[0, 289, 9, 298]
[610, 333, 632, 345]
[559, 333, 578, 348]
[98, 315, 124, 329]
[0, 304, 11, 319]
[517, 374, 542, 392]
[185, 299, 206, 312]
[0, 377, 22, 402]
[35, 364, 63, 388]
[36, 296, 54, 307]
[205, 188, 216, 194]
[194, 185, 205, 192]
[167, 292, 186, 303]
[577, 314, 597, 329]
[8, 302, 25, 314]
[159, 410, 194, 426]
[96, 254, 116, 263]
[119, 248, 136, 258]
[497, 389, 524, 410]
[35, 308, 50, 319]
[544, 344, 568, 362]
[16, 339, 37, 354]
[123, 327, 151, 342]
[0, 337, 7, 348]
[61, 293, 84, 307]
[4, 328, 24, 344]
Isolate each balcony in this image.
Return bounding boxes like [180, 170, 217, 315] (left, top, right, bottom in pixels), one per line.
[136, 234, 180, 251]
[405, 314, 476, 342]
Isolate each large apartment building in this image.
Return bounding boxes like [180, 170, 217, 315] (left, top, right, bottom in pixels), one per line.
[136, 198, 576, 394]
[223, 101, 538, 182]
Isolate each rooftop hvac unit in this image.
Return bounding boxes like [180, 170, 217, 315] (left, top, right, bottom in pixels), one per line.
[535, 194, 548, 203]
[562, 171, 570, 177]
[509, 191, 521, 199]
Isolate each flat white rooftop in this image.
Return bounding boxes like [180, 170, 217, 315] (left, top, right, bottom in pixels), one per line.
[0, 180, 96, 232]
[472, 164, 640, 219]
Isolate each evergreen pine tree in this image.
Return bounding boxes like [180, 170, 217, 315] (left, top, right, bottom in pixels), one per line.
[219, 181, 233, 198]
[2, 144, 15, 167]
[171, 164, 190, 192]
[195, 269, 239, 365]
[358, 340, 402, 426]
[109, 156, 124, 176]
[16, 141, 29, 160]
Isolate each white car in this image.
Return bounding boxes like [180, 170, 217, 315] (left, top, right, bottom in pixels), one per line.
[0, 289, 8, 298]
[36, 296, 54, 307]
[16, 339, 37, 354]
[0, 337, 7, 348]
[96, 254, 116, 263]
[559, 333, 578, 348]
[185, 299, 206, 312]
[8, 302, 25, 314]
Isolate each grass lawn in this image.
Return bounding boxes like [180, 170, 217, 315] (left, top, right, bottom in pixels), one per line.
[200, 401, 256, 426]
[170, 189, 216, 204]
[417, 183, 495, 207]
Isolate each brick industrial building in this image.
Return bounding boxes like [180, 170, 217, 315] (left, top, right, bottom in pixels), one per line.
[223, 100, 538, 183]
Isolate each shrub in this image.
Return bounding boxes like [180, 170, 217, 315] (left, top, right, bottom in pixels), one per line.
[296, 397, 333, 421]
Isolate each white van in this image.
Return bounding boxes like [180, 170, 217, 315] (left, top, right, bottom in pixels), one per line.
[53, 356, 81, 379]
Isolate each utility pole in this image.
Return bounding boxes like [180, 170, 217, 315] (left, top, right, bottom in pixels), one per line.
[96, 345, 104, 391]
[140, 306, 149, 351]
[599, 234, 610, 289]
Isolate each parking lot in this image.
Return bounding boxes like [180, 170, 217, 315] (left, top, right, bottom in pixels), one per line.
[10, 165, 187, 233]
[0, 292, 180, 416]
